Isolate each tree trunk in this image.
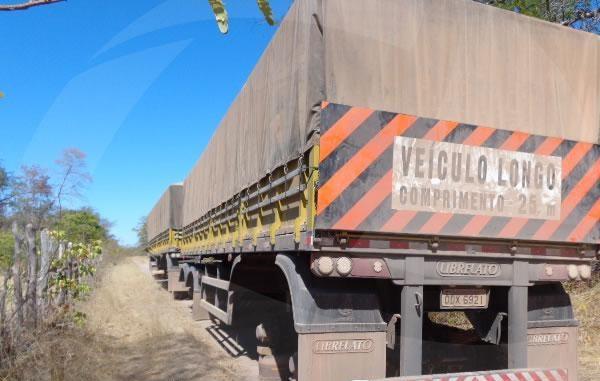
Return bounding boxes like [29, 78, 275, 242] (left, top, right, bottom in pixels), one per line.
[0, 267, 12, 332]
[56, 242, 66, 306]
[11, 221, 24, 329]
[38, 229, 53, 311]
[0, 267, 10, 366]
[25, 223, 38, 327]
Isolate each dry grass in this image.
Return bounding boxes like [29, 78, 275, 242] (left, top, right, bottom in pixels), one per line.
[2, 255, 246, 381]
[567, 271, 600, 381]
[428, 311, 474, 331]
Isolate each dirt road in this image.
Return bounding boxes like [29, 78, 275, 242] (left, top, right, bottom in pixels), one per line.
[78, 256, 258, 381]
[75, 255, 598, 381]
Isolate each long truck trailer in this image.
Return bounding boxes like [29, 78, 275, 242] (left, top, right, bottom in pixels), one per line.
[146, 0, 600, 380]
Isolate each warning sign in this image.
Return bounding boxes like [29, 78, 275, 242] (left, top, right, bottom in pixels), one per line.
[392, 137, 562, 220]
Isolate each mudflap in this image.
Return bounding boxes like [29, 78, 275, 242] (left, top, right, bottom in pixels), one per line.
[275, 254, 387, 381]
[166, 255, 188, 293]
[527, 283, 579, 381]
[298, 332, 387, 381]
[527, 326, 577, 381]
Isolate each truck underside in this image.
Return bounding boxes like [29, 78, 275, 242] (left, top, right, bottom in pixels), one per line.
[148, 249, 586, 381]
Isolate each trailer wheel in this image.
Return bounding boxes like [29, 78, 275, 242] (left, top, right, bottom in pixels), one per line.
[258, 354, 292, 381]
[256, 320, 294, 381]
[158, 254, 168, 277]
[228, 255, 298, 380]
[179, 263, 190, 283]
[185, 269, 196, 299]
[254, 293, 296, 381]
[288, 352, 298, 381]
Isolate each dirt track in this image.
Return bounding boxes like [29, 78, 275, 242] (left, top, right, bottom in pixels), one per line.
[78, 256, 258, 381]
[75, 256, 598, 381]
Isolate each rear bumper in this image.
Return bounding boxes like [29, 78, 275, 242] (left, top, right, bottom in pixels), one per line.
[371, 368, 568, 381]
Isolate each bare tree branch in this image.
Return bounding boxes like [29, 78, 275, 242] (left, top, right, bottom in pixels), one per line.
[0, 0, 65, 11]
[54, 148, 91, 220]
[0, 194, 15, 205]
[55, 164, 73, 220]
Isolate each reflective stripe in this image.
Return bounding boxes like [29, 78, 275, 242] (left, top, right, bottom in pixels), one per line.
[535, 370, 551, 381]
[389, 370, 567, 381]
[522, 372, 535, 381]
[550, 370, 565, 381]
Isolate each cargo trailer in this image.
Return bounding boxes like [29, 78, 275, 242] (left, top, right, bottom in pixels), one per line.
[146, 0, 600, 380]
[146, 184, 184, 283]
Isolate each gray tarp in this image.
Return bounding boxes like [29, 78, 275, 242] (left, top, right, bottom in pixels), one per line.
[147, 184, 184, 240]
[182, 0, 324, 226]
[323, 0, 600, 145]
[181, 0, 600, 227]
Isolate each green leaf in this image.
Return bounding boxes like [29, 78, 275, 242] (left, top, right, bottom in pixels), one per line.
[257, 0, 276, 26]
[207, 0, 229, 34]
[0, 230, 14, 269]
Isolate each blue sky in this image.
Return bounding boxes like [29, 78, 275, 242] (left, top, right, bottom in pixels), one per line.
[1, 0, 598, 246]
[0, 0, 293, 245]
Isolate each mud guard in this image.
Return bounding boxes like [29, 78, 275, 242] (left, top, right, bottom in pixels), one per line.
[527, 284, 578, 381]
[274, 253, 386, 334]
[275, 254, 387, 381]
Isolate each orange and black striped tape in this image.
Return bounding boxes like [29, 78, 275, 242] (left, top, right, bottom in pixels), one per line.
[316, 102, 600, 245]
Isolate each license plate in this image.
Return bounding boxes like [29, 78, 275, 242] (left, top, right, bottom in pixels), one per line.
[440, 288, 489, 309]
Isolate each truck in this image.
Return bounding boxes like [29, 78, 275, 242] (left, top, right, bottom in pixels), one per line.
[145, 0, 600, 380]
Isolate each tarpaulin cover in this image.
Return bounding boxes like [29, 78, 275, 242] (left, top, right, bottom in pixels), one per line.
[323, 0, 600, 144]
[181, 0, 324, 226]
[181, 0, 600, 227]
[147, 184, 184, 240]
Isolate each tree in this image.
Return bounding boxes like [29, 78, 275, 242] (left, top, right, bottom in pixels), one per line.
[58, 208, 106, 244]
[0, 148, 109, 371]
[0, 164, 11, 222]
[2, 148, 93, 330]
[207, 0, 275, 33]
[0, 0, 63, 11]
[476, 0, 599, 31]
[54, 148, 91, 219]
[8, 148, 91, 229]
[0, 231, 13, 270]
[0, 231, 13, 333]
[133, 215, 148, 248]
[0, 0, 277, 33]
[11, 165, 53, 230]
[10, 221, 24, 328]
